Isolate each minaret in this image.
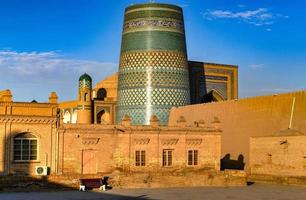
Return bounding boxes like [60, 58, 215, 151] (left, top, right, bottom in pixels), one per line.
[116, 3, 190, 125]
[77, 73, 92, 124]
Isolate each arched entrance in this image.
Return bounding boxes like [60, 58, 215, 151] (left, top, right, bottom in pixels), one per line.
[97, 109, 110, 124]
[201, 89, 225, 103]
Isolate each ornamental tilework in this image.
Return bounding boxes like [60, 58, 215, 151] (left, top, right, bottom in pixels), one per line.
[116, 106, 174, 125]
[117, 88, 189, 106]
[119, 51, 187, 70]
[79, 80, 92, 89]
[124, 10, 183, 21]
[123, 18, 184, 34]
[125, 3, 182, 12]
[206, 82, 228, 99]
[121, 31, 186, 53]
[119, 70, 189, 89]
[117, 3, 189, 125]
[205, 67, 235, 98]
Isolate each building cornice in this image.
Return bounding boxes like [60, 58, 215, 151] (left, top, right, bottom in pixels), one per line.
[0, 115, 57, 124]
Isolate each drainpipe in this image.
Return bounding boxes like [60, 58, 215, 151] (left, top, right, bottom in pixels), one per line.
[55, 108, 60, 174]
[289, 97, 296, 129]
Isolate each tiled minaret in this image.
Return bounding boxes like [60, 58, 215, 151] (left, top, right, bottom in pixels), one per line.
[116, 3, 190, 125]
[77, 73, 92, 124]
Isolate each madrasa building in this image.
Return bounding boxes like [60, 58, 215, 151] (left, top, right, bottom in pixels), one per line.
[0, 3, 305, 186]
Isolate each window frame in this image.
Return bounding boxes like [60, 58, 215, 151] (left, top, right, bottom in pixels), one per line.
[187, 150, 198, 166]
[162, 149, 173, 167]
[135, 150, 146, 167]
[13, 135, 39, 162]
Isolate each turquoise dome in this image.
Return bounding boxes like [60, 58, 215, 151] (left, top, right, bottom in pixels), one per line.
[79, 73, 92, 82]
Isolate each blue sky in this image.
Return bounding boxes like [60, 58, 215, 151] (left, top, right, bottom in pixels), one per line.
[0, 0, 305, 102]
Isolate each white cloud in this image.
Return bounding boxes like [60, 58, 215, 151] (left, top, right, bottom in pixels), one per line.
[249, 64, 265, 70]
[0, 50, 117, 77]
[0, 50, 118, 101]
[202, 7, 288, 29]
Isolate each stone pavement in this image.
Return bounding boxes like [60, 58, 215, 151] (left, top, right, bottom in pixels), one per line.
[0, 184, 305, 200]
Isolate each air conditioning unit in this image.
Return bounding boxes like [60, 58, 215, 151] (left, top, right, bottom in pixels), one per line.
[35, 166, 49, 176]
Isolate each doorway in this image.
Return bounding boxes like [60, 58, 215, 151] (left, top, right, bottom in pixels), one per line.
[82, 150, 97, 174]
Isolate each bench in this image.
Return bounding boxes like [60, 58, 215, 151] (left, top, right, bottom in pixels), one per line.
[79, 177, 110, 191]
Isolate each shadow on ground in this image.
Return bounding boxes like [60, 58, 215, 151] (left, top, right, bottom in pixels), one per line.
[0, 176, 154, 200]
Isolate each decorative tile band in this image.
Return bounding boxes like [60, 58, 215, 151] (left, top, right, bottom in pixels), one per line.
[79, 80, 92, 89]
[119, 51, 187, 70]
[125, 7, 181, 15]
[124, 10, 183, 21]
[125, 3, 182, 13]
[117, 88, 190, 106]
[205, 75, 228, 81]
[205, 67, 236, 99]
[118, 70, 189, 89]
[121, 31, 186, 53]
[123, 18, 184, 34]
[116, 105, 175, 125]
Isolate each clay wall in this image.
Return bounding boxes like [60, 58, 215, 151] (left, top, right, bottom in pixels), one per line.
[0, 117, 57, 175]
[250, 135, 306, 177]
[58, 125, 221, 175]
[168, 90, 306, 167]
[0, 102, 58, 117]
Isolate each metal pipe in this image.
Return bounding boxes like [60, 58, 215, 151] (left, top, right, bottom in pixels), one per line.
[289, 97, 296, 129]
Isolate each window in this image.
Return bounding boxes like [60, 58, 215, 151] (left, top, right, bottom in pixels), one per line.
[135, 150, 145, 166]
[97, 88, 107, 100]
[84, 93, 88, 101]
[188, 150, 198, 166]
[163, 149, 173, 167]
[14, 133, 38, 161]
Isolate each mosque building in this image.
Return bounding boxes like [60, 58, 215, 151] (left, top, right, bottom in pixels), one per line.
[0, 2, 305, 187]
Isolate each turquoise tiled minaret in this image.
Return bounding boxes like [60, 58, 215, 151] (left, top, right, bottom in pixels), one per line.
[116, 3, 190, 125]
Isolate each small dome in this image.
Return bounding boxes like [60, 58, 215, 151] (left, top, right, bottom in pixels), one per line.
[49, 91, 58, 98]
[79, 73, 92, 82]
[1, 89, 12, 96]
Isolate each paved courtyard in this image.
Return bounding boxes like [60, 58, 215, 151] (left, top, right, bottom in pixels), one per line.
[0, 184, 305, 200]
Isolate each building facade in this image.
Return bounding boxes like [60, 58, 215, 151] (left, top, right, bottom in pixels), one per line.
[168, 90, 306, 168]
[1, 2, 305, 187]
[0, 90, 58, 175]
[249, 130, 306, 177]
[59, 60, 238, 126]
[0, 89, 221, 176]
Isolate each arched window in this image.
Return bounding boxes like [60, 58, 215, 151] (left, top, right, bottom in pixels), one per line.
[97, 88, 107, 100]
[71, 109, 77, 124]
[84, 93, 88, 101]
[14, 133, 38, 161]
[63, 110, 71, 124]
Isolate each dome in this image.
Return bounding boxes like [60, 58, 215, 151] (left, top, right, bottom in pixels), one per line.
[0, 89, 12, 96]
[79, 73, 92, 82]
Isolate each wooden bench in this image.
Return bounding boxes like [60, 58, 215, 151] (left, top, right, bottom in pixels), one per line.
[79, 177, 109, 191]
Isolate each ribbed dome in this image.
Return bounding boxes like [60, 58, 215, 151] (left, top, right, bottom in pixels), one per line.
[79, 73, 92, 82]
